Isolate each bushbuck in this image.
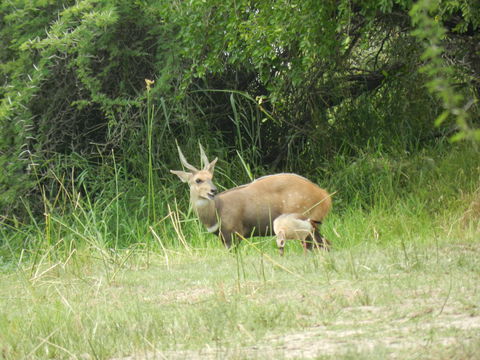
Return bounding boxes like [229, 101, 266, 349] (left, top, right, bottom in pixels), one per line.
[273, 213, 329, 255]
[170, 145, 332, 248]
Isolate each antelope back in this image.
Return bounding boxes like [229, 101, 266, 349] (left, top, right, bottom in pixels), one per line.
[245, 174, 330, 220]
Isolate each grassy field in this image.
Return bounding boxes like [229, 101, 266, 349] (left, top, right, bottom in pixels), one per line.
[1, 142, 479, 359]
[1, 229, 479, 359]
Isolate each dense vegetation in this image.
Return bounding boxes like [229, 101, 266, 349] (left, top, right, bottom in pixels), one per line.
[1, 0, 479, 248]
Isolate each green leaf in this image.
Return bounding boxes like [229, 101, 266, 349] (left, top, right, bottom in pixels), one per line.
[434, 110, 450, 127]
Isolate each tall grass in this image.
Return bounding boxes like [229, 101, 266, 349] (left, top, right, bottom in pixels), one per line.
[146, 82, 157, 225]
[1, 135, 478, 263]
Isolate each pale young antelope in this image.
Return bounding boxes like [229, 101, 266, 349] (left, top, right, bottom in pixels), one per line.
[273, 213, 329, 255]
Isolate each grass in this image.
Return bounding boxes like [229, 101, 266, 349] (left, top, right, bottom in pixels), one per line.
[0, 141, 479, 359]
[0, 229, 479, 359]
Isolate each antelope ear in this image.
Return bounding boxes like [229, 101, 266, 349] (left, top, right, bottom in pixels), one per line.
[206, 157, 218, 174]
[170, 170, 192, 183]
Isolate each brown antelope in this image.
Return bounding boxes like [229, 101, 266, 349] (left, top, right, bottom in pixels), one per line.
[273, 213, 329, 255]
[170, 145, 332, 249]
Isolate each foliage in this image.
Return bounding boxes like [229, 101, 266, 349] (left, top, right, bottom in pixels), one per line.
[0, 0, 479, 220]
[410, 0, 480, 141]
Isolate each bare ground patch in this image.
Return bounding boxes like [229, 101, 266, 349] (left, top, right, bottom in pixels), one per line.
[112, 301, 480, 360]
[256, 306, 480, 359]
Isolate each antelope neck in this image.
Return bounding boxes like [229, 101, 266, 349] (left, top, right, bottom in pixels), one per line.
[194, 197, 218, 232]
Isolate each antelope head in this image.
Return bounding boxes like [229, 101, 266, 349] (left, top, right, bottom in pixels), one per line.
[170, 144, 218, 207]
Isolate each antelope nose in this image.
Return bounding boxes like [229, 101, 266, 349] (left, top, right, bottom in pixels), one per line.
[207, 186, 218, 200]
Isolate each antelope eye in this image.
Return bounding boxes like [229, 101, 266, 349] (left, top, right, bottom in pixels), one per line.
[195, 178, 203, 184]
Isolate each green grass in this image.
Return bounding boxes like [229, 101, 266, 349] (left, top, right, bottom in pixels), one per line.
[0, 141, 479, 359]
